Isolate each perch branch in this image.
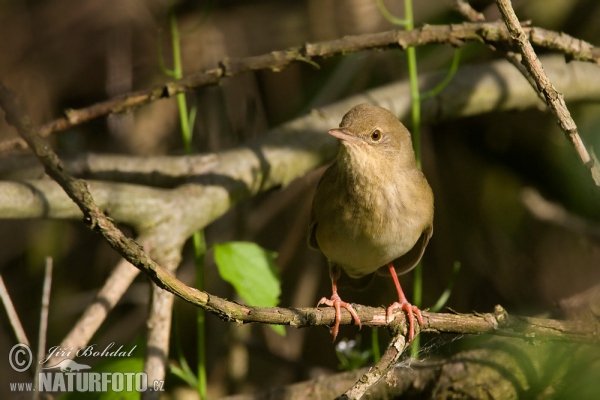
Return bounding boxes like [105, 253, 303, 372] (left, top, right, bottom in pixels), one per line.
[495, 0, 600, 185]
[2, 21, 600, 153]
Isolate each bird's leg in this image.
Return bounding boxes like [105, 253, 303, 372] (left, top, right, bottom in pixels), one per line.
[386, 263, 423, 342]
[317, 264, 361, 341]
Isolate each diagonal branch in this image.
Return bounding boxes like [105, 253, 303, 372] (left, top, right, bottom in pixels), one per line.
[0, 274, 30, 346]
[495, 0, 600, 185]
[339, 332, 409, 400]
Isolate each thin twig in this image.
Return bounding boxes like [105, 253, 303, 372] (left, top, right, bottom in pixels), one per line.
[451, 0, 543, 101]
[453, 0, 485, 22]
[2, 21, 600, 153]
[495, 0, 600, 185]
[55, 258, 140, 363]
[0, 274, 29, 346]
[339, 333, 409, 399]
[33, 257, 53, 400]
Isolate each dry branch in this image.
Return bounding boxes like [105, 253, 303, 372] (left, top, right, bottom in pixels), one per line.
[452, 0, 543, 100]
[1, 56, 599, 191]
[339, 332, 409, 400]
[2, 21, 599, 154]
[495, 0, 600, 185]
[521, 188, 600, 241]
[224, 335, 599, 400]
[0, 274, 30, 346]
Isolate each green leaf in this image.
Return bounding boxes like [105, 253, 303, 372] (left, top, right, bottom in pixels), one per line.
[214, 242, 281, 308]
[270, 325, 286, 336]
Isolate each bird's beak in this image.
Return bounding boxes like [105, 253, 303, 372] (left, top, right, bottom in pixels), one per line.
[328, 128, 362, 145]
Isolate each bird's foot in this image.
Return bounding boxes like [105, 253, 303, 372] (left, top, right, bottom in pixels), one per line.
[317, 293, 361, 341]
[386, 300, 423, 342]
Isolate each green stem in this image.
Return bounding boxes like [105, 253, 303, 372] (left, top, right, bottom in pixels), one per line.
[194, 231, 207, 399]
[407, 46, 421, 169]
[402, 0, 423, 359]
[169, 4, 207, 398]
[421, 48, 462, 100]
[430, 262, 461, 313]
[376, 0, 408, 26]
[372, 328, 381, 363]
[170, 9, 192, 154]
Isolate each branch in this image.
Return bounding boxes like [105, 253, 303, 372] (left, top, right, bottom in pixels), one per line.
[495, 0, 600, 186]
[144, 232, 186, 397]
[521, 187, 600, 241]
[339, 332, 409, 400]
[50, 232, 176, 365]
[451, 0, 543, 101]
[0, 274, 30, 346]
[56, 258, 140, 358]
[33, 257, 52, 400]
[2, 56, 599, 191]
[453, 0, 485, 22]
[2, 21, 600, 153]
[223, 333, 597, 400]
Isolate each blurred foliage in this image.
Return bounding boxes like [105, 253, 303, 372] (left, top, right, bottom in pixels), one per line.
[335, 336, 372, 371]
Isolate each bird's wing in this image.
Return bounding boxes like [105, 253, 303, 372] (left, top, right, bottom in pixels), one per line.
[380, 224, 433, 277]
[307, 161, 338, 251]
[307, 210, 320, 250]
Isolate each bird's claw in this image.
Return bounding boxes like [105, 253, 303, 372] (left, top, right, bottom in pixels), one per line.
[317, 293, 361, 341]
[386, 301, 423, 342]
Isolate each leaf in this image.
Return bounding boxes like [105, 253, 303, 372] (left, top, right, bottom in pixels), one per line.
[270, 325, 286, 336]
[214, 242, 281, 308]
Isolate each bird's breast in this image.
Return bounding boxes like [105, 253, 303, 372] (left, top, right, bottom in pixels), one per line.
[315, 164, 430, 277]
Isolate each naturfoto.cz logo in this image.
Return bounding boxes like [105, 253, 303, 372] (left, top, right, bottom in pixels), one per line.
[8, 343, 164, 394]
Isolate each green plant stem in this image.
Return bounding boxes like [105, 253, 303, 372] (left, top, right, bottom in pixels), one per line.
[169, 4, 207, 398]
[372, 328, 381, 363]
[400, 0, 423, 359]
[421, 48, 462, 100]
[407, 45, 421, 169]
[430, 262, 461, 313]
[194, 231, 207, 399]
[376, 0, 408, 26]
[170, 9, 192, 154]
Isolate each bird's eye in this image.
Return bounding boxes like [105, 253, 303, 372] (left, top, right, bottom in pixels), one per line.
[371, 129, 382, 141]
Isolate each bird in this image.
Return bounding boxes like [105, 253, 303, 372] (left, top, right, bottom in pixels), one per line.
[308, 103, 434, 342]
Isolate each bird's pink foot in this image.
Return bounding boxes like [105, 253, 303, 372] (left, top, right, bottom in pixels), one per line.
[386, 300, 423, 342]
[317, 293, 361, 341]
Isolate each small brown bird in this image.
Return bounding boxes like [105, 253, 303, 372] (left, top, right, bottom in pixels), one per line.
[309, 103, 434, 341]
